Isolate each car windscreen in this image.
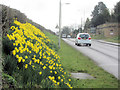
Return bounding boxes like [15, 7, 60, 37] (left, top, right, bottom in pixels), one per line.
[79, 34, 89, 39]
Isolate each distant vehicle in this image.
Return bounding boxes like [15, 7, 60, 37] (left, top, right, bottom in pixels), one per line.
[75, 33, 91, 46]
[67, 35, 71, 38]
[62, 34, 67, 38]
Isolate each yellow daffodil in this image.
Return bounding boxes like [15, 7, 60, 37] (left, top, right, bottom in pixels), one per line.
[22, 59, 25, 62]
[57, 82, 60, 85]
[49, 66, 52, 69]
[53, 80, 56, 83]
[50, 71, 52, 73]
[12, 50, 16, 55]
[54, 71, 57, 74]
[69, 79, 71, 81]
[25, 64, 28, 69]
[53, 67, 55, 70]
[34, 55, 36, 57]
[58, 76, 61, 79]
[43, 66, 46, 70]
[59, 64, 61, 67]
[64, 72, 66, 74]
[39, 71, 42, 75]
[48, 76, 52, 80]
[18, 58, 21, 63]
[25, 56, 28, 59]
[37, 59, 40, 64]
[40, 62, 43, 65]
[56, 63, 58, 67]
[32, 65, 35, 68]
[13, 43, 16, 46]
[29, 51, 31, 53]
[43, 56, 46, 59]
[52, 76, 55, 80]
[61, 79, 63, 82]
[29, 60, 32, 65]
[16, 54, 19, 58]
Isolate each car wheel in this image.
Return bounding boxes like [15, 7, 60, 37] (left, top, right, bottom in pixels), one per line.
[86, 44, 88, 46]
[89, 44, 91, 46]
[77, 43, 81, 46]
[76, 43, 79, 46]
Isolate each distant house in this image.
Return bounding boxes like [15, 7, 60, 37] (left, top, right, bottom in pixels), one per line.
[85, 27, 96, 36]
[96, 23, 120, 37]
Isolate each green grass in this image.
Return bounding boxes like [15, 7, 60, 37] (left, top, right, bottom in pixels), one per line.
[44, 31, 118, 88]
[91, 35, 120, 43]
[104, 36, 120, 43]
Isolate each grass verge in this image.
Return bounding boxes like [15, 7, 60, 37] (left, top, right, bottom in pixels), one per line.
[44, 31, 118, 88]
[91, 35, 120, 43]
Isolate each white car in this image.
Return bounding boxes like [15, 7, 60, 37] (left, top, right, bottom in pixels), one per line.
[67, 35, 71, 38]
[62, 34, 67, 38]
[75, 33, 91, 46]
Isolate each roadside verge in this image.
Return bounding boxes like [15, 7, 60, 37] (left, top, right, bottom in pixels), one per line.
[94, 39, 120, 46]
[44, 33, 118, 88]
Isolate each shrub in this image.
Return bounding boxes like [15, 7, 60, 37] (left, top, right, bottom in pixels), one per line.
[2, 73, 17, 88]
[2, 36, 14, 55]
[2, 54, 17, 75]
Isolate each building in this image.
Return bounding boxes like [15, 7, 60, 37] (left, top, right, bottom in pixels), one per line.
[96, 23, 120, 37]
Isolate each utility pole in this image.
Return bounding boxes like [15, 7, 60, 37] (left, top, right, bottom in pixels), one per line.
[58, 0, 70, 48]
[81, 18, 82, 33]
[58, 0, 61, 49]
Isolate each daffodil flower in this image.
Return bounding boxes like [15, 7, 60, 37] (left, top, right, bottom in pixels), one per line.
[39, 71, 42, 75]
[25, 64, 28, 69]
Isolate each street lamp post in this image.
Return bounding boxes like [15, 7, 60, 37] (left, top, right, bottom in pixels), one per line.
[58, 0, 62, 49]
[58, 0, 70, 49]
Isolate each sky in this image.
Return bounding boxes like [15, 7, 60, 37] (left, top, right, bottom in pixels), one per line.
[1, 0, 120, 32]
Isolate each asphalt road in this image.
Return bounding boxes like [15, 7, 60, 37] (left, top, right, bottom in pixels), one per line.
[62, 38, 119, 79]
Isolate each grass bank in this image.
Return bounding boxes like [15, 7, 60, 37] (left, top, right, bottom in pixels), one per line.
[44, 31, 118, 88]
[91, 35, 120, 43]
[2, 21, 73, 88]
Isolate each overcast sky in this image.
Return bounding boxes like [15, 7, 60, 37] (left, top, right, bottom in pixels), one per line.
[1, 0, 119, 32]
